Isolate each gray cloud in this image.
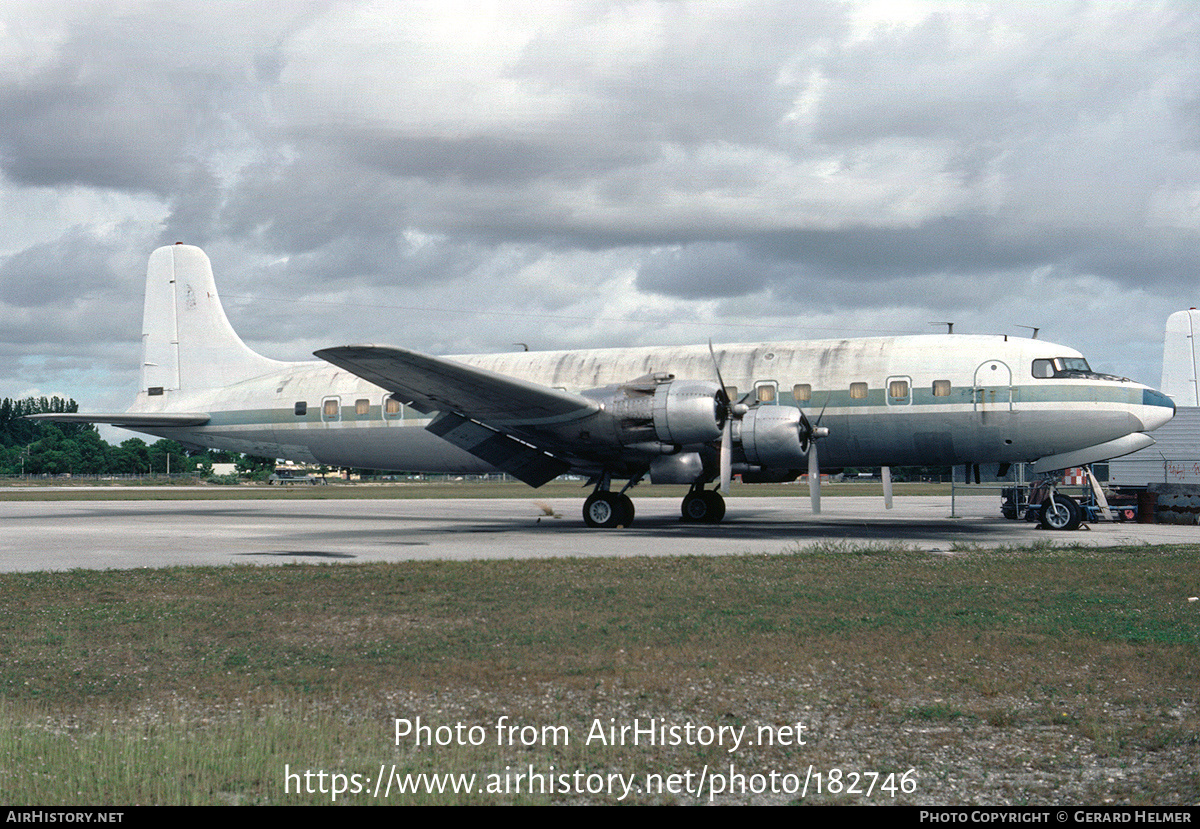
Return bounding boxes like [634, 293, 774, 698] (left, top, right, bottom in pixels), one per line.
[2, 0, 1198, 404]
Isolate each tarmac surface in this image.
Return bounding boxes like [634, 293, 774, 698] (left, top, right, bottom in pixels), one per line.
[1, 493, 1195, 572]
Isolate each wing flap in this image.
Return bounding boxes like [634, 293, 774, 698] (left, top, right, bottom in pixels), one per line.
[314, 345, 599, 427]
[426, 412, 570, 487]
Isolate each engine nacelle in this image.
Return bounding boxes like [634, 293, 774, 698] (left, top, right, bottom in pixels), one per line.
[737, 406, 808, 467]
[648, 452, 705, 484]
[603, 377, 725, 448]
[653, 380, 725, 444]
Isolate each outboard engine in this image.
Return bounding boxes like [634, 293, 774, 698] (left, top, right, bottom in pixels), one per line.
[736, 406, 809, 467]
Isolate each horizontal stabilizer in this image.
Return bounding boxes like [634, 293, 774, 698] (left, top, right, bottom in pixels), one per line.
[25, 412, 211, 428]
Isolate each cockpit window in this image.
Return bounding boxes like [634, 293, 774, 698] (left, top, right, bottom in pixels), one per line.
[1032, 357, 1097, 379]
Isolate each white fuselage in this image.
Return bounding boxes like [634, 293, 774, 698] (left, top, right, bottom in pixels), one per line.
[129, 334, 1173, 477]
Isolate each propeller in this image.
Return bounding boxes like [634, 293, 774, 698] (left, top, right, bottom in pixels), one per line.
[708, 342, 738, 495]
[708, 342, 831, 510]
[808, 438, 821, 513]
[799, 394, 830, 513]
[719, 417, 732, 494]
[882, 465, 893, 509]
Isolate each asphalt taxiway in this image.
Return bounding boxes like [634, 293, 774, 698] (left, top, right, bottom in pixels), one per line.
[1, 494, 1194, 572]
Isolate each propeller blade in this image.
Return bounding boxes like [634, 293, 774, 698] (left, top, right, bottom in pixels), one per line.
[882, 465, 893, 509]
[709, 340, 735, 496]
[814, 391, 831, 428]
[808, 442, 821, 514]
[707, 341, 730, 410]
[798, 409, 813, 452]
[719, 417, 732, 495]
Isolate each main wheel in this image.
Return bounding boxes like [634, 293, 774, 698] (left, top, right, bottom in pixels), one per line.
[1039, 494, 1082, 531]
[583, 492, 634, 528]
[681, 490, 726, 524]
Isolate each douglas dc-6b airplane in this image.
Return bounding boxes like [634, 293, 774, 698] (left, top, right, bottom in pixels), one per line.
[34, 244, 1175, 529]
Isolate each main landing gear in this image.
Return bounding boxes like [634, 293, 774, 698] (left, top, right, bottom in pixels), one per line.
[582, 491, 635, 528]
[680, 485, 725, 524]
[580, 478, 727, 527]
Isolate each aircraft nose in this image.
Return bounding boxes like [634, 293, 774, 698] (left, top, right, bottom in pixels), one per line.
[1140, 388, 1175, 432]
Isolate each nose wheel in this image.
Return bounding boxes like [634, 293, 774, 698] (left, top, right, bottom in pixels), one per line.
[1039, 493, 1082, 531]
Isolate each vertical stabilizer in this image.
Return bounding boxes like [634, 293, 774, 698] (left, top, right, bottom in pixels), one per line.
[141, 245, 284, 396]
[1161, 309, 1200, 407]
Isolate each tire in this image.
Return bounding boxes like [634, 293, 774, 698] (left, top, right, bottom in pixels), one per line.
[615, 493, 634, 527]
[1040, 494, 1082, 531]
[583, 492, 634, 528]
[681, 490, 726, 524]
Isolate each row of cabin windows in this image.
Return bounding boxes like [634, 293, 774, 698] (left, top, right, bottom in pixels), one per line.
[294, 398, 403, 418]
[727, 379, 954, 404]
[737, 361, 1082, 402]
[297, 380, 966, 419]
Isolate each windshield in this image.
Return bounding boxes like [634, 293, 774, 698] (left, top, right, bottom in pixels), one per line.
[1031, 356, 1124, 381]
[1057, 357, 1091, 373]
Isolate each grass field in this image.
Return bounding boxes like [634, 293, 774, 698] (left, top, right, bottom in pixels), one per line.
[1, 541, 1197, 805]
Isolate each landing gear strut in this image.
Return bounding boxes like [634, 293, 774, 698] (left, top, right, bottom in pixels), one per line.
[680, 485, 726, 524]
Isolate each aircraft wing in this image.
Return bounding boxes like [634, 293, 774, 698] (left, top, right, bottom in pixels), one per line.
[314, 345, 600, 426]
[315, 345, 603, 486]
[25, 412, 211, 427]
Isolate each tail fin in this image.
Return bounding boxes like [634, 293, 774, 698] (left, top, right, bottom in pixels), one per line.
[1162, 309, 1200, 408]
[141, 244, 283, 396]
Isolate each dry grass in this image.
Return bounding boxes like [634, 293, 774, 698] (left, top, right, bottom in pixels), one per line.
[0, 543, 1197, 804]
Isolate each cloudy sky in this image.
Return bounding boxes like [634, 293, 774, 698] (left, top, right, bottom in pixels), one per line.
[3, 0, 1199, 419]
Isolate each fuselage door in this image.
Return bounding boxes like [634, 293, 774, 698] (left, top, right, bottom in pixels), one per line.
[973, 360, 1013, 412]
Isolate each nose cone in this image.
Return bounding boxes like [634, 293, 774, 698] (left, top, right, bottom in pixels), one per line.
[1140, 388, 1176, 432]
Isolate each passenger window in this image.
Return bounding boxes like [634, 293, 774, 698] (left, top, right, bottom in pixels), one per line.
[355, 399, 370, 416]
[755, 383, 777, 403]
[1032, 359, 1054, 378]
[932, 380, 951, 397]
[384, 397, 403, 418]
[888, 380, 909, 399]
[323, 398, 340, 421]
[849, 382, 869, 400]
[294, 401, 307, 416]
[793, 383, 811, 403]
